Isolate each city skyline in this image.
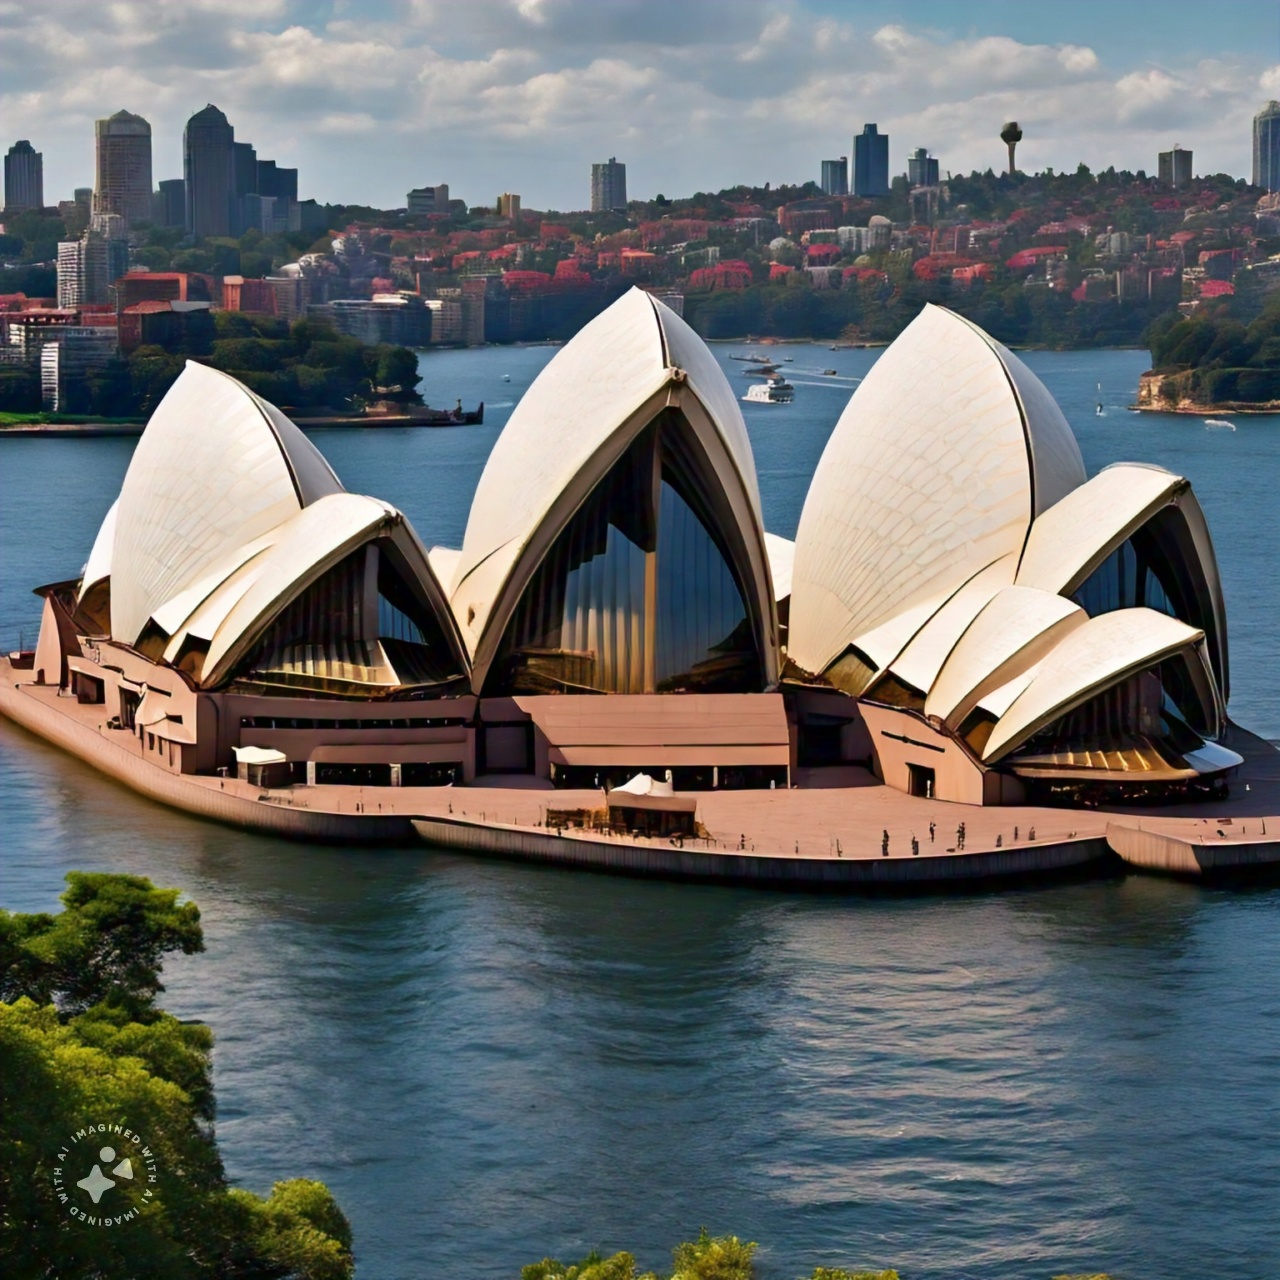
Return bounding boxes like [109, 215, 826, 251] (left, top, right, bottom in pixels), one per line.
[2, 1, 1279, 212]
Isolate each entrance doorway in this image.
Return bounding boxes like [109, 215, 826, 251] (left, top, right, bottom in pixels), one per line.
[907, 763, 935, 799]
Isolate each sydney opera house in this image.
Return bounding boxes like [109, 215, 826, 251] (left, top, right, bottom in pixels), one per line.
[16, 290, 1245, 812]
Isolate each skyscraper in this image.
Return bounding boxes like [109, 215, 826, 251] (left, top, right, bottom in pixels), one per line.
[94, 110, 152, 228]
[853, 125, 890, 198]
[153, 179, 186, 229]
[1253, 102, 1280, 191]
[820, 157, 849, 196]
[184, 104, 235, 238]
[1158, 146, 1193, 189]
[4, 140, 43, 212]
[907, 147, 939, 187]
[590, 157, 627, 212]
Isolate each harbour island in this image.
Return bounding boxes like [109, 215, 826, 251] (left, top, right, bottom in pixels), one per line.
[3, 288, 1277, 885]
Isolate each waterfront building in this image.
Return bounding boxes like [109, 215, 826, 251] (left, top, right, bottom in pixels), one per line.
[40, 329, 118, 410]
[184, 104, 235, 238]
[4, 139, 44, 212]
[853, 124, 890, 198]
[1254, 102, 1280, 190]
[93, 110, 152, 229]
[407, 184, 449, 217]
[590, 158, 627, 212]
[907, 147, 939, 188]
[326, 295, 431, 347]
[18, 291, 1245, 806]
[56, 232, 129, 308]
[820, 158, 849, 196]
[1158, 146, 1193, 188]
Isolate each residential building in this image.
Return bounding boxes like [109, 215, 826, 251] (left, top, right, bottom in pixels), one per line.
[907, 147, 939, 188]
[57, 233, 129, 308]
[407, 184, 450, 217]
[853, 124, 890, 197]
[40, 329, 118, 410]
[322, 295, 431, 347]
[1158, 146, 1193, 188]
[184, 104, 235, 238]
[4, 140, 43, 212]
[590, 158, 627, 212]
[93, 110, 152, 228]
[1254, 102, 1280, 191]
[496, 193, 521, 221]
[820, 158, 849, 197]
[424, 296, 463, 344]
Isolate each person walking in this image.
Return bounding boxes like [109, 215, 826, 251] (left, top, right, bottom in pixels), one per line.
[881, 829, 890, 856]
[929, 820, 935, 843]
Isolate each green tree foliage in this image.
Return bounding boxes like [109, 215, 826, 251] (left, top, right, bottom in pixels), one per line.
[0, 873, 353, 1280]
[1145, 304, 1280, 404]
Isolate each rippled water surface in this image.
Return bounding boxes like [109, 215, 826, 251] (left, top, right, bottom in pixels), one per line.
[1, 344, 1278, 1279]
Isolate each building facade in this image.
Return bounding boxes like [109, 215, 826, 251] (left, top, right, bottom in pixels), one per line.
[1158, 146, 1193, 188]
[21, 292, 1245, 809]
[184, 104, 235, 238]
[1254, 102, 1280, 190]
[407, 184, 450, 217]
[93, 110, 152, 228]
[590, 158, 627, 212]
[152, 179, 186, 228]
[4, 140, 43, 212]
[820, 158, 849, 196]
[40, 329, 119, 410]
[853, 124, 890, 197]
[907, 147, 939, 187]
[56, 233, 129, 308]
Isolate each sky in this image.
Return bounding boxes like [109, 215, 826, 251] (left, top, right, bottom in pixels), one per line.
[3, 0, 1280, 213]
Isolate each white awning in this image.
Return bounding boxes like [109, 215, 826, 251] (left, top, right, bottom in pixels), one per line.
[232, 745, 288, 765]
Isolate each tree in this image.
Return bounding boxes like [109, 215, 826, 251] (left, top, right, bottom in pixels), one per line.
[0, 874, 353, 1280]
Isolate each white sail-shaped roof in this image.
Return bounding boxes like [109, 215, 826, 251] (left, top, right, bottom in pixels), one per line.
[78, 498, 118, 601]
[925, 585, 1088, 726]
[787, 304, 1086, 679]
[1017, 463, 1186, 592]
[982, 608, 1206, 762]
[109, 362, 343, 646]
[764, 532, 795, 603]
[451, 287, 775, 690]
[1016, 461, 1228, 696]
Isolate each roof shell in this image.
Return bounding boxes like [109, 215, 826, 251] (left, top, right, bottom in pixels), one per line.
[982, 607, 1205, 762]
[787, 304, 1085, 678]
[925, 585, 1088, 726]
[78, 498, 118, 601]
[109, 362, 343, 646]
[450, 287, 772, 688]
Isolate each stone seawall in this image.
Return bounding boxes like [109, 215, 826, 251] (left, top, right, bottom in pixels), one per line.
[0, 681, 410, 843]
[1105, 822, 1280, 876]
[412, 815, 1114, 887]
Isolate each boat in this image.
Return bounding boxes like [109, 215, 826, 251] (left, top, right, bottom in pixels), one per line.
[823, 368, 838, 376]
[742, 379, 793, 405]
[1204, 418, 1236, 431]
[741, 363, 780, 376]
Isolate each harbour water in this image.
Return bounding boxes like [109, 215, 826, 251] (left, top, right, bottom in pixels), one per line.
[1, 345, 1278, 1278]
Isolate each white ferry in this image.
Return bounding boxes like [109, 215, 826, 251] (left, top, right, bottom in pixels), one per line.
[742, 379, 793, 405]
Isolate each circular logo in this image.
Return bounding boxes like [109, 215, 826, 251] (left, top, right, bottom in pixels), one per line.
[51, 1123, 160, 1227]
